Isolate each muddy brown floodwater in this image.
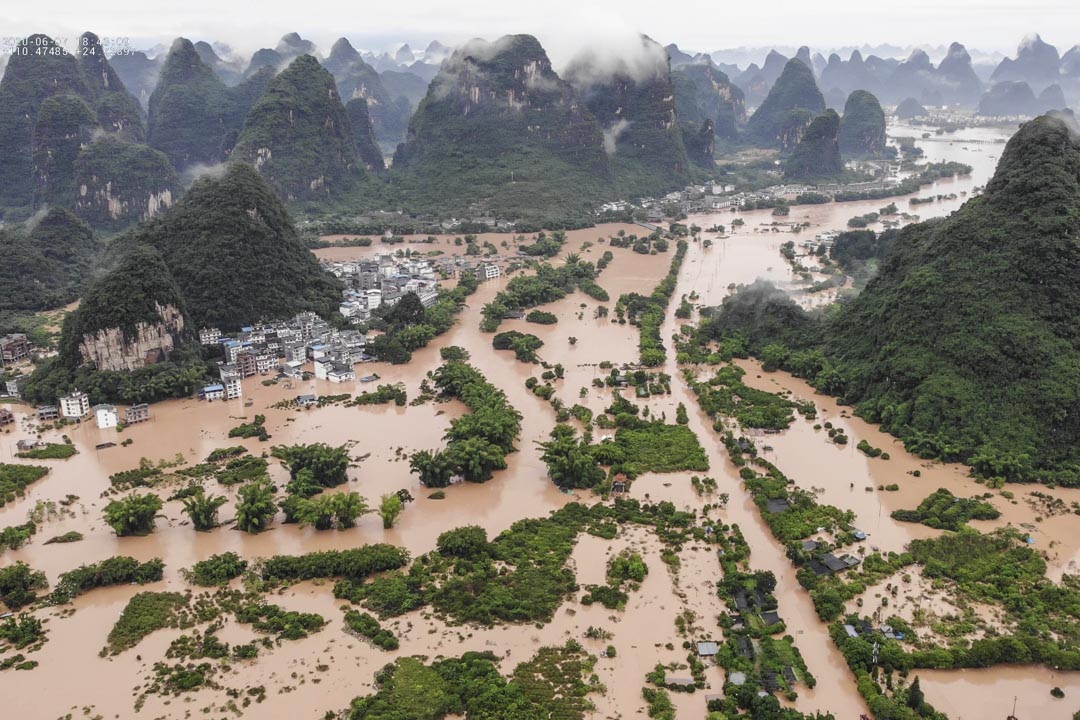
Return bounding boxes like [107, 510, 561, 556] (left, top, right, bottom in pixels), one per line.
[2, 124, 1076, 719]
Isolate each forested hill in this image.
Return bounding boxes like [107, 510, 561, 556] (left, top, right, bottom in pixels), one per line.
[700, 115, 1080, 485]
[107, 163, 342, 330]
[391, 34, 614, 229]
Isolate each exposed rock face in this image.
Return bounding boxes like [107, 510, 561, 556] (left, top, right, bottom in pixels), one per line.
[345, 98, 386, 172]
[683, 119, 716, 168]
[59, 244, 190, 371]
[744, 58, 825, 149]
[73, 135, 179, 228]
[77, 302, 186, 371]
[231, 54, 363, 201]
[671, 60, 746, 141]
[564, 35, 690, 197]
[977, 81, 1040, 116]
[838, 90, 887, 157]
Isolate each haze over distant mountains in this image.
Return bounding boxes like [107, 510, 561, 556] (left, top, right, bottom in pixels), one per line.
[0, 27, 1074, 232]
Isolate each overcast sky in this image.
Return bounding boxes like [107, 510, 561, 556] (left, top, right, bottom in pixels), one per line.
[2, 0, 1077, 62]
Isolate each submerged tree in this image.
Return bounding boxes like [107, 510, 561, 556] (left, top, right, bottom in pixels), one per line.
[103, 493, 163, 536]
[235, 481, 277, 533]
[378, 493, 404, 529]
[181, 492, 228, 531]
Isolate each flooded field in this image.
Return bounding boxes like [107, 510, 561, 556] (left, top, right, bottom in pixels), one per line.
[3, 123, 1076, 719]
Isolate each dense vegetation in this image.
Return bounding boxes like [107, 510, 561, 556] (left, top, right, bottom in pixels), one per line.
[409, 361, 522, 487]
[838, 90, 887, 157]
[784, 110, 842, 179]
[671, 61, 746, 141]
[147, 38, 272, 170]
[565, 36, 690, 198]
[391, 35, 614, 228]
[50, 556, 164, 603]
[0, 208, 102, 315]
[0, 465, 50, 507]
[107, 163, 343, 330]
[481, 253, 606, 332]
[744, 59, 825, 149]
[697, 117, 1080, 485]
[891, 488, 1001, 530]
[232, 55, 364, 201]
[346, 644, 597, 720]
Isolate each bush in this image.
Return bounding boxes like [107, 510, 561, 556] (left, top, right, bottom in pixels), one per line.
[103, 493, 163, 536]
[184, 552, 248, 586]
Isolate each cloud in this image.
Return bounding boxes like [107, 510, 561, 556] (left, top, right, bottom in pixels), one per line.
[23, 205, 51, 231]
[181, 162, 229, 186]
[602, 119, 631, 155]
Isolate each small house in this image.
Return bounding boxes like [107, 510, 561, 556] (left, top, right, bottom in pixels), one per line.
[0, 408, 13, 426]
[296, 394, 317, 408]
[125, 404, 150, 424]
[761, 610, 782, 626]
[696, 642, 719, 657]
[37, 405, 59, 421]
[727, 671, 747, 686]
[200, 384, 225, 401]
[666, 677, 695, 689]
[766, 498, 791, 513]
[782, 666, 798, 684]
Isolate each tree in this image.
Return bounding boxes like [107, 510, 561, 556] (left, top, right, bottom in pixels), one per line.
[409, 449, 456, 488]
[0, 562, 47, 610]
[538, 425, 605, 490]
[445, 436, 508, 483]
[273, 443, 350, 487]
[181, 492, 227, 531]
[235, 481, 277, 533]
[906, 676, 925, 711]
[379, 493, 404, 529]
[676, 403, 689, 425]
[294, 491, 369, 530]
[103, 493, 163, 536]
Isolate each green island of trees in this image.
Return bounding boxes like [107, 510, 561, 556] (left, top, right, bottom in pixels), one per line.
[0, 464, 50, 507]
[481, 254, 610, 333]
[615, 240, 688, 366]
[409, 361, 522, 488]
[891, 488, 1001, 531]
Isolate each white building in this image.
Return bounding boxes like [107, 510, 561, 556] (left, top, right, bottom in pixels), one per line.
[199, 327, 222, 345]
[313, 358, 333, 381]
[94, 404, 119, 429]
[59, 389, 91, 419]
[365, 288, 383, 310]
[480, 264, 501, 280]
[219, 364, 243, 400]
[327, 363, 356, 383]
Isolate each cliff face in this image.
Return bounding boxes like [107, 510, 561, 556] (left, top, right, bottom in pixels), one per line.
[231, 55, 363, 201]
[672, 61, 746, 141]
[564, 35, 690, 197]
[73, 135, 179, 229]
[59, 244, 190, 371]
[77, 303, 186, 371]
[345, 98, 386, 172]
[0, 33, 165, 227]
[745, 59, 825, 150]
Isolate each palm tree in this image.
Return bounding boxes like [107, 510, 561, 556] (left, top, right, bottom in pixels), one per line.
[378, 494, 404, 529]
[235, 481, 277, 533]
[331, 492, 370, 529]
[181, 492, 228, 531]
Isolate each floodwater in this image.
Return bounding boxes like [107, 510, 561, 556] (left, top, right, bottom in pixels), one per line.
[3, 122, 1075, 719]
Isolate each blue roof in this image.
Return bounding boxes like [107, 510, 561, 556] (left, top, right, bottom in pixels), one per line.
[202, 384, 224, 392]
[241, 326, 254, 332]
